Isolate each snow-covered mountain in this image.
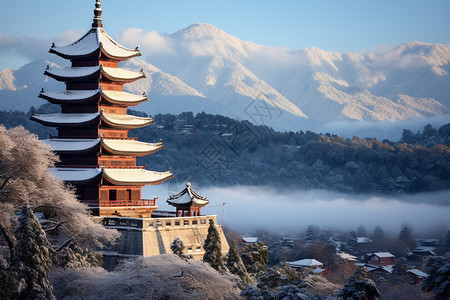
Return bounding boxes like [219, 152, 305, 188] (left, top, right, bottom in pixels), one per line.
[1, 23, 449, 131]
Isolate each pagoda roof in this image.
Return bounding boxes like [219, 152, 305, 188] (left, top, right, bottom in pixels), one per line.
[38, 88, 147, 106]
[100, 110, 154, 129]
[101, 138, 164, 156]
[101, 65, 145, 82]
[44, 65, 144, 83]
[43, 138, 100, 153]
[49, 168, 102, 184]
[39, 89, 101, 105]
[30, 112, 100, 127]
[101, 89, 148, 106]
[167, 182, 210, 207]
[102, 168, 173, 186]
[49, 27, 141, 61]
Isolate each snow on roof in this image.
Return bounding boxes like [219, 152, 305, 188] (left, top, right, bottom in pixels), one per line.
[371, 252, 395, 258]
[45, 66, 100, 81]
[102, 168, 173, 186]
[101, 138, 163, 156]
[313, 268, 325, 274]
[357, 237, 373, 243]
[337, 252, 358, 261]
[101, 89, 148, 105]
[43, 138, 100, 153]
[100, 111, 154, 129]
[288, 259, 323, 267]
[167, 182, 210, 207]
[242, 237, 258, 243]
[407, 269, 428, 278]
[49, 27, 140, 60]
[49, 168, 102, 183]
[31, 112, 100, 127]
[101, 65, 145, 82]
[39, 89, 101, 104]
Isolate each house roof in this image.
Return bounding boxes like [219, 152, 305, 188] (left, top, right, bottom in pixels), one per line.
[407, 269, 428, 278]
[44, 65, 145, 83]
[288, 259, 323, 267]
[357, 237, 373, 244]
[102, 167, 173, 186]
[370, 252, 395, 258]
[242, 237, 258, 243]
[43, 138, 100, 153]
[101, 89, 148, 106]
[167, 182, 210, 208]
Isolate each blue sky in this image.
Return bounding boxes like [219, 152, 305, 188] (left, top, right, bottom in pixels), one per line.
[0, 0, 449, 69]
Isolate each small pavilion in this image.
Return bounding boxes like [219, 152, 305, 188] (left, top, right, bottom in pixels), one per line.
[167, 182, 210, 217]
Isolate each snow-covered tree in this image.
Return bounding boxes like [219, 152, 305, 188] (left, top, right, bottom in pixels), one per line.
[241, 241, 268, 277]
[338, 267, 380, 300]
[203, 219, 228, 273]
[346, 231, 359, 254]
[357, 225, 367, 237]
[226, 241, 251, 284]
[398, 224, 412, 241]
[9, 206, 56, 300]
[445, 230, 450, 252]
[171, 237, 185, 256]
[304, 225, 317, 243]
[373, 226, 385, 241]
[0, 126, 118, 260]
[422, 253, 450, 300]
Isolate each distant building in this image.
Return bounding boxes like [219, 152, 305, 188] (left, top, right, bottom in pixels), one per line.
[366, 252, 396, 266]
[288, 259, 323, 270]
[407, 269, 428, 284]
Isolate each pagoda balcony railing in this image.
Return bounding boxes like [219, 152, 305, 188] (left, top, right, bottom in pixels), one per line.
[98, 198, 156, 207]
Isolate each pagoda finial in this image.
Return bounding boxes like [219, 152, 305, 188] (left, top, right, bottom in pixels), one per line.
[92, 0, 103, 28]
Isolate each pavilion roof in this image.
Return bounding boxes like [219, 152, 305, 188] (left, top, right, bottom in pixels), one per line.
[49, 27, 140, 61]
[167, 182, 210, 207]
[30, 112, 100, 127]
[102, 168, 173, 186]
[44, 65, 145, 83]
[100, 110, 154, 129]
[49, 168, 102, 184]
[101, 138, 164, 156]
[43, 138, 100, 153]
[101, 89, 148, 106]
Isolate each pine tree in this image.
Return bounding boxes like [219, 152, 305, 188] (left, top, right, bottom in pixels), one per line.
[10, 206, 56, 300]
[373, 225, 385, 241]
[203, 219, 228, 273]
[357, 225, 367, 237]
[226, 241, 251, 284]
[346, 231, 359, 254]
[398, 224, 412, 241]
[171, 237, 185, 256]
[422, 253, 450, 300]
[304, 225, 317, 243]
[338, 267, 380, 300]
[445, 230, 450, 251]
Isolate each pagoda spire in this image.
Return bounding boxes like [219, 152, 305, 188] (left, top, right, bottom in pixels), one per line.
[92, 0, 103, 28]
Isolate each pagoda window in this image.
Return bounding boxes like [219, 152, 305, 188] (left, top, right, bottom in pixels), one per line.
[109, 189, 117, 201]
[131, 189, 140, 200]
[117, 189, 126, 201]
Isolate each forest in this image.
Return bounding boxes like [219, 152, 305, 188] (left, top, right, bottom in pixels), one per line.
[1, 104, 449, 194]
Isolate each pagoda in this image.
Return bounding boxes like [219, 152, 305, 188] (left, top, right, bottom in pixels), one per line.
[31, 0, 173, 218]
[167, 182, 210, 217]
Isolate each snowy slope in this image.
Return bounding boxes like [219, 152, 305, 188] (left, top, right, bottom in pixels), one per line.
[1, 23, 449, 131]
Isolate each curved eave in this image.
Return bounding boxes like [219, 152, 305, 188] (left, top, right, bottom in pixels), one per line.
[102, 168, 173, 186]
[39, 89, 101, 105]
[101, 90, 148, 106]
[30, 113, 100, 128]
[43, 139, 101, 154]
[45, 66, 100, 82]
[49, 47, 100, 60]
[98, 28, 141, 61]
[100, 48, 141, 61]
[100, 111, 154, 129]
[167, 199, 210, 208]
[101, 65, 145, 83]
[101, 139, 164, 156]
[49, 168, 102, 185]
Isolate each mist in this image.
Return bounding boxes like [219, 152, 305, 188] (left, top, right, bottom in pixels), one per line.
[145, 184, 450, 236]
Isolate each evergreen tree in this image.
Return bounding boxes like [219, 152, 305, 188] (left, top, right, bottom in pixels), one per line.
[445, 230, 450, 251]
[398, 224, 412, 241]
[357, 225, 367, 237]
[422, 253, 450, 300]
[338, 267, 380, 300]
[226, 241, 251, 284]
[171, 237, 185, 256]
[241, 242, 268, 277]
[373, 226, 385, 241]
[346, 231, 359, 254]
[10, 206, 56, 300]
[203, 219, 228, 273]
[304, 225, 317, 243]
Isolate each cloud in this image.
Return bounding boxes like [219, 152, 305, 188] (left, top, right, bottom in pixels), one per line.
[0, 32, 50, 64]
[118, 28, 174, 55]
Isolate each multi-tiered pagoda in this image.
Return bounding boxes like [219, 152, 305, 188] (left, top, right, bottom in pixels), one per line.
[31, 0, 173, 218]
